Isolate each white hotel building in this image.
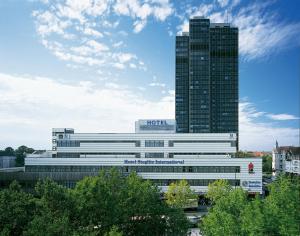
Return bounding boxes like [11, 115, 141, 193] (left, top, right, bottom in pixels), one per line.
[25, 120, 262, 194]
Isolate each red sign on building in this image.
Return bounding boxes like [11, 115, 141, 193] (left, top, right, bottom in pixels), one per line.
[248, 162, 254, 173]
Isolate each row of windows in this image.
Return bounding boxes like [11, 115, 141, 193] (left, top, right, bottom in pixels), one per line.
[55, 140, 235, 149]
[176, 58, 189, 63]
[57, 140, 80, 147]
[150, 179, 240, 186]
[168, 140, 235, 145]
[190, 43, 209, 51]
[144, 140, 164, 147]
[26, 165, 240, 173]
[56, 140, 142, 147]
[55, 153, 141, 158]
[55, 152, 233, 158]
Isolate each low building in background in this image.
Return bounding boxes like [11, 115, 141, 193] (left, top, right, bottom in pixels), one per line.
[0, 156, 16, 169]
[26, 150, 52, 158]
[272, 141, 300, 177]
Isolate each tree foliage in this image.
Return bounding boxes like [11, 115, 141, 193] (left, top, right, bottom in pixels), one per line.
[15, 146, 34, 167]
[165, 179, 198, 208]
[262, 154, 272, 174]
[0, 169, 189, 236]
[264, 176, 300, 235]
[73, 169, 189, 235]
[205, 179, 232, 203]
[0, 181, 35, 236]
[200, 176, 300, 236]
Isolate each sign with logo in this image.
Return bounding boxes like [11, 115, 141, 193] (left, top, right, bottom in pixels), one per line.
[248, 162, 254, 174]
[135, 119, 176, 133]
[242, 181, 261, 188]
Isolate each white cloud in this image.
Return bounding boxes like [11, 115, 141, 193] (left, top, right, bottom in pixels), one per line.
[102, 20, 120, 28]
[114, 53, 137, 63]
[32, 10, 73, 38]
[178, 1, 300, 60]
[70, 45, 94, 56]
[114, 0, 173, 28]
[0, 73, 174, 149]
[113, 41, 124, 48]
[168, 90, 175, 96]
[0, 73, 298, 150]
[267, 113, 299, 121]
[112, 62, 126, 69]
[149, 82, 166, 88]
[129, 63, 137, 68]
[118, 30, 128, 36]
[33, 0, 173, 71]
[82, 27, 103, 37]
[86, 40, 109, 52]
[239, 102, 300, 150]
[217, 0, 229, 8]
[133, 20, 147, 33]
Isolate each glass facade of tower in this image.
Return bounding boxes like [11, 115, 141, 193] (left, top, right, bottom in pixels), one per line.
[175, 17, 238, 135]
[175, 34, 189, 133]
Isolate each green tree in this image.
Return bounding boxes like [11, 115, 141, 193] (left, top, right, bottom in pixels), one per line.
[264, 176, 300, 236]
[201, 176, 300, 236]
[0, 181, 35, 236]
[241, 196, 265, 236]
[73, 169, 189, 236]
[0, 147, 15, 156]
[205, 179, 232, 203]
[165, 179, 198, 208]
[262, 155, 272, 174]
[122, 173, 189, 235]
[1, 169, 190, 235]
[24, 179, 76, 236]
[201, 182, 247, 236]
[236, 151, 252, 158]
[5, 147, 15, 156]
[105, 226, 123, 236]
[15, 145, 34, 167]
[73, 168, 127, 235]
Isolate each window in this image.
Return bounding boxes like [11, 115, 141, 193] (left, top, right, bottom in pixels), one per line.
[145, 153, 164, 158]
[145, 140, 164, 147]
[135, 141, 141, 147]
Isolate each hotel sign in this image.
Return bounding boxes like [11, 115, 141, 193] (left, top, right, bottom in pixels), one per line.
[136, 119, 176, 132]
[146, 120, 167, 126]
[124, 159, 184, 165]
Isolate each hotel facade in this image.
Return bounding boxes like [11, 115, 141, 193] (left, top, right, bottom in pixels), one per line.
[22, 121, 262, 194]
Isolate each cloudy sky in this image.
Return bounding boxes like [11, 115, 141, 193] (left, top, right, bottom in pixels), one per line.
[0, 0, 299, 151]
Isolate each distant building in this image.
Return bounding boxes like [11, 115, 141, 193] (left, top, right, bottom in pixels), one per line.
[0, 156, 16, 169]
[26, 150, 52, 158]
[272, 141, 300, 176]
[175, 17, 238, 137]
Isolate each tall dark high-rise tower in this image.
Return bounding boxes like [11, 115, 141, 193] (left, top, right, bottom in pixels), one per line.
[175, 17, 238, 136]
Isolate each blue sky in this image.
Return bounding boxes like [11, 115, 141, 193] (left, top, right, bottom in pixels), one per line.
[0, 0, 299, 150]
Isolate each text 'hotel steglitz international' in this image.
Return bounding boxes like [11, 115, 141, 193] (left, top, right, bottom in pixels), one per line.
[0, 17, 262, 195]
[176, 17, 238, 135]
